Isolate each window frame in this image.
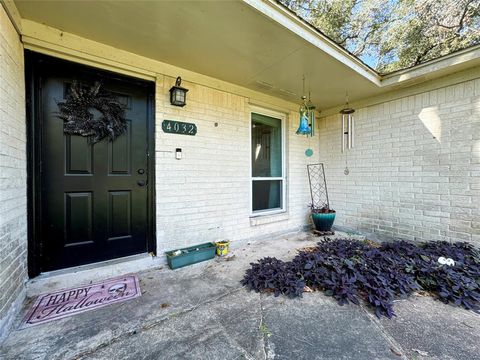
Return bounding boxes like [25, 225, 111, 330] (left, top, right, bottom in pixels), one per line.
[249, 106, 286, 217]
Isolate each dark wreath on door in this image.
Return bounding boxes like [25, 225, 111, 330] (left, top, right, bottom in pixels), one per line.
[57, 81, 127, 144]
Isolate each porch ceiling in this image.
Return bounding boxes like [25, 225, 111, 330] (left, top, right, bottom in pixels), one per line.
[15, 0, 383, 109]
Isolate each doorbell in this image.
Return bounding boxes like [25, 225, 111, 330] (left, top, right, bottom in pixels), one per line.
[175, 148, 182, 160]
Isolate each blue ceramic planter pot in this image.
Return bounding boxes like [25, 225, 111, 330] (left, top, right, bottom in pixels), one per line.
[311, 211, 336, 232]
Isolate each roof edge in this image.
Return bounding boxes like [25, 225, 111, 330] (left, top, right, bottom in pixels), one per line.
[319, 65, 480, 117]
[380, 44, 480, 88]
[242, 0, 381, 86]
[257, 0, 480, 90]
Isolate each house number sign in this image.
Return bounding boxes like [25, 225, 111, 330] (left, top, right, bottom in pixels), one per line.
[162, 120, 197, 136]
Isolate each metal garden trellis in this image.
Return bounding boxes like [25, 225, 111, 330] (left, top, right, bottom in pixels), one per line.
[307, 163, 330, 211]
[307, 163, 336, 234]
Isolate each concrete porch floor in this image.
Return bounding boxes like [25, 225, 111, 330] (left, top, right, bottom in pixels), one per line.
[1, 231, 479, 360]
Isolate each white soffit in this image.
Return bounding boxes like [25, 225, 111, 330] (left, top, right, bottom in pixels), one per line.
[15, 0, 385, 109]
[13, 0, 480, 109]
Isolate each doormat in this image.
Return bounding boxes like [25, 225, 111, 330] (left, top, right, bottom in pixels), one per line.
[21, 274, 141, 328]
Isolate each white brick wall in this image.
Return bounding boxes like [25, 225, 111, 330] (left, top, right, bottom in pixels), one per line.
[2, 4, 479, 335]
[0, 5, 27, 332]
[155, 75, 319, 252]
[319, 76, 480, 245]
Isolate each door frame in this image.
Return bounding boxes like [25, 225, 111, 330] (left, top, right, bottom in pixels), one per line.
[25, 50, 156, 277]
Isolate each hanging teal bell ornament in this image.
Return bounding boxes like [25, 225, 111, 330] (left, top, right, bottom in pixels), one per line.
[296, 96, 311, 135]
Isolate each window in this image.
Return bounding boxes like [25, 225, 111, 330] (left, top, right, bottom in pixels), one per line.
[251, 110, 285, 215]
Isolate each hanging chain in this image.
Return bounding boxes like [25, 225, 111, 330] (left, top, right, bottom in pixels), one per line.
[343, 90, 350, 175]
[302, 75, 306, 96]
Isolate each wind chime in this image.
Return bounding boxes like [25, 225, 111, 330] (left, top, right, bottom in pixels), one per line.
[296, 77, 316, 157]
[340, 94, 355, 175]
[296, 77, 315, 137]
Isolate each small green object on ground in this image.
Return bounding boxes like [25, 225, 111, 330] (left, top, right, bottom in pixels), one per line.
[165, 242, 216, 269]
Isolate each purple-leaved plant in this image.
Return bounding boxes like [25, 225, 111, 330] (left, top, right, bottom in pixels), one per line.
[241, 239, 480, 318]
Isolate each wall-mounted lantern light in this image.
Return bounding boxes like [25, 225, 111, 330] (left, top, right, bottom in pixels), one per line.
[169, 76, 188, 107]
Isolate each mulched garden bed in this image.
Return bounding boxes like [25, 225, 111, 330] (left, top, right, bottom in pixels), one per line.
[242, 239, 480, 318]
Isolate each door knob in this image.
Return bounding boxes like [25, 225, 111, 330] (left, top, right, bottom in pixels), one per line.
[137, 169, 145, 174]
[137, 180, 147, 186]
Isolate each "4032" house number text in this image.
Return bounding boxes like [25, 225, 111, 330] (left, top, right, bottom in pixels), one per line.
[162, 120, 197, 136]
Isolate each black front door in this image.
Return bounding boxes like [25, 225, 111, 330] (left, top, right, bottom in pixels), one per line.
[27, 53, 155, 272]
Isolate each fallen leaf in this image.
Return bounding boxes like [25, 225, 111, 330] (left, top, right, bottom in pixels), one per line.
[412, 348, 428, 356]
[365, 239, 381, 248]
[390, 348, 402, 356]
[304, 286, 313, 293]
[298, 246, 318, 253]
[161, 303, 170, 308]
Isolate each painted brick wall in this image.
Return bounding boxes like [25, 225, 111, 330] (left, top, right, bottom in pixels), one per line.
[155, 76, 319, 252]
[319, 76, 480, 245]
[0, 6, 27, 332]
